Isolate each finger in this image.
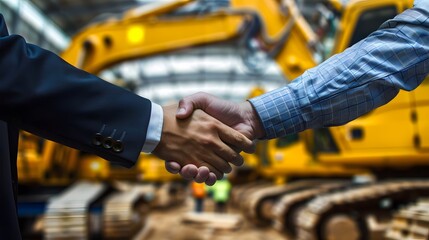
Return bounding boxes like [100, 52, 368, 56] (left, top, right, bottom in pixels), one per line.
[176, 104, 192, 119]
[201, 151, 232, 176]
[217, 124, 255, 154]
[205, 173, 217, 186]
[198, 161, 224, 180]
[231, 142, 256, 154]
[176, 98, 196, 119]
[245, 140, 257, 154]
[165, 161, 181, 174]
[181, 155, 224, 181]
[179, 165, 198, 180]
[214, 143, 244, 166]
[176, 92, 213, 119]
[194, 166, 210, 183]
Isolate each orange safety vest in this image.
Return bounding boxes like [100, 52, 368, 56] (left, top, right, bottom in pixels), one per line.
[192, 182, 206, 198]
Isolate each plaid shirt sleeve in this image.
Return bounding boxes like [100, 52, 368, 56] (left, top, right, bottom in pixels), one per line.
[249, 4, 429, 139]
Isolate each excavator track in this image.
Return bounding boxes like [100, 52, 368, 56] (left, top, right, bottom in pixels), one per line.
[272, 181, 348, 236]
[296, 180, 429, 240]
[241, 180, 340, 226]
[151, 182, 186, 208]
[231, 182, 271, 207]
[43, 182, 107, 240]
[103, 187, 147, 239]
[385, 199, 429, 240]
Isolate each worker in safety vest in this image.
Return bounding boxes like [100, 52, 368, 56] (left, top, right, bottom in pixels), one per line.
[207, 176, 231, 213]
[191, 182, 206, 212]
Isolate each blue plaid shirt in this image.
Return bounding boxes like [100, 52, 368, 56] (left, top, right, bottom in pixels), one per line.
[249, 1, 429, 139]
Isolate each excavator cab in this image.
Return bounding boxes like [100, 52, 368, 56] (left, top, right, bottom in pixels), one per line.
[307, 0, 429, 170]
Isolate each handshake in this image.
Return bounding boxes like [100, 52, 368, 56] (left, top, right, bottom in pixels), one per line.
[152, 92, 265, 186]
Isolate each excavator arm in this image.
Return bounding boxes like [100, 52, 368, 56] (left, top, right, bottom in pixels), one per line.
[61, 0, 317, 79]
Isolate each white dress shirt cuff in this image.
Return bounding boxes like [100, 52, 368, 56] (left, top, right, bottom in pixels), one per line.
[141, 102, 163, 153]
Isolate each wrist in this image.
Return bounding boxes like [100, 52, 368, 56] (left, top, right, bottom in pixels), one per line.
[241, 101, 265, 139]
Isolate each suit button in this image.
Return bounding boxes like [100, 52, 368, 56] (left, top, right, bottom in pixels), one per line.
[93, 133, 103, 146]
[103, 137, 113, 149]
[112, 140, 124, 153]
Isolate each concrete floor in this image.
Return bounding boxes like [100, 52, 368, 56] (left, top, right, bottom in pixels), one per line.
[138, 198, 287, 240]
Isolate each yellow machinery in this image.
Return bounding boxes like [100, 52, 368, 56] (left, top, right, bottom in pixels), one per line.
[61, 0, 317, 79]
[287, 1, 429, 237]
[318, 80, 429, 168]
[17, 0, 429, 239]
[233, 0, 416, 189]
[233, 1, 429, 240]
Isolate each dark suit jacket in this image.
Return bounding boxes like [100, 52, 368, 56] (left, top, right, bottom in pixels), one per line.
[0, 15, 152, 239]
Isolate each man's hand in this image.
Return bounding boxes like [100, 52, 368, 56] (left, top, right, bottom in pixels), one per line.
[165, 92, 265, 184]
[153, 104, 254, 185]
[176, 92, 264, 139]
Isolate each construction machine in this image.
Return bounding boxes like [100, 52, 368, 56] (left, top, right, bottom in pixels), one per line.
[234, 1, 429, 240]
[17, 0, 429, 239]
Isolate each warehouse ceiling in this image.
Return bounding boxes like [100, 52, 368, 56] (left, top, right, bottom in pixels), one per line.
[29, 0, 146, 36]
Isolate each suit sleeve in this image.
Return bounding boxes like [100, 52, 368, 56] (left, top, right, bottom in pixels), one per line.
[0, 17, 152, 167]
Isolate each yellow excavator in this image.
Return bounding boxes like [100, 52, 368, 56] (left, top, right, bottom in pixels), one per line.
[228, 1, 429, 240]
[17, 0, 429, 239]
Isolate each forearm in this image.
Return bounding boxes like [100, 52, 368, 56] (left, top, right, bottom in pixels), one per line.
[250, 7, 429, 139]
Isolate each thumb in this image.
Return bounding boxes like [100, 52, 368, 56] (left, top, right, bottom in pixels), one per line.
[165, 161, 181, 174]
[176, 92, 213, 119]
[176, 98, 194, 119]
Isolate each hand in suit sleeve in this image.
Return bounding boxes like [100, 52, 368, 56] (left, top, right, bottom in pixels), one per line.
[0, 17, 255, 178]
[0, 24, 154, 167]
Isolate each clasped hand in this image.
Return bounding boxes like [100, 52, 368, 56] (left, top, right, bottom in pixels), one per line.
[152, 93, 264, 185]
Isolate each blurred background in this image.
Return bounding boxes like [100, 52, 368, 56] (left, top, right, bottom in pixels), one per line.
[2, 0, 429, 239]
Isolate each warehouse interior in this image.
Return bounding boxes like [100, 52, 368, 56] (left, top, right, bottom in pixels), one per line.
[1, 0, 429, 239]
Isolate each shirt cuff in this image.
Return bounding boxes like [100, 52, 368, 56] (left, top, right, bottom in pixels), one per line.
[141, 102, 163, 153]
[248, 86, 305, 139]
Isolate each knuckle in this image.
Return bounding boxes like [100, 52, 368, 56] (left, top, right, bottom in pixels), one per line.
[207, 121, 217, 130]
[201, 136, 216, 147]
[199, 136, 210, 145]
